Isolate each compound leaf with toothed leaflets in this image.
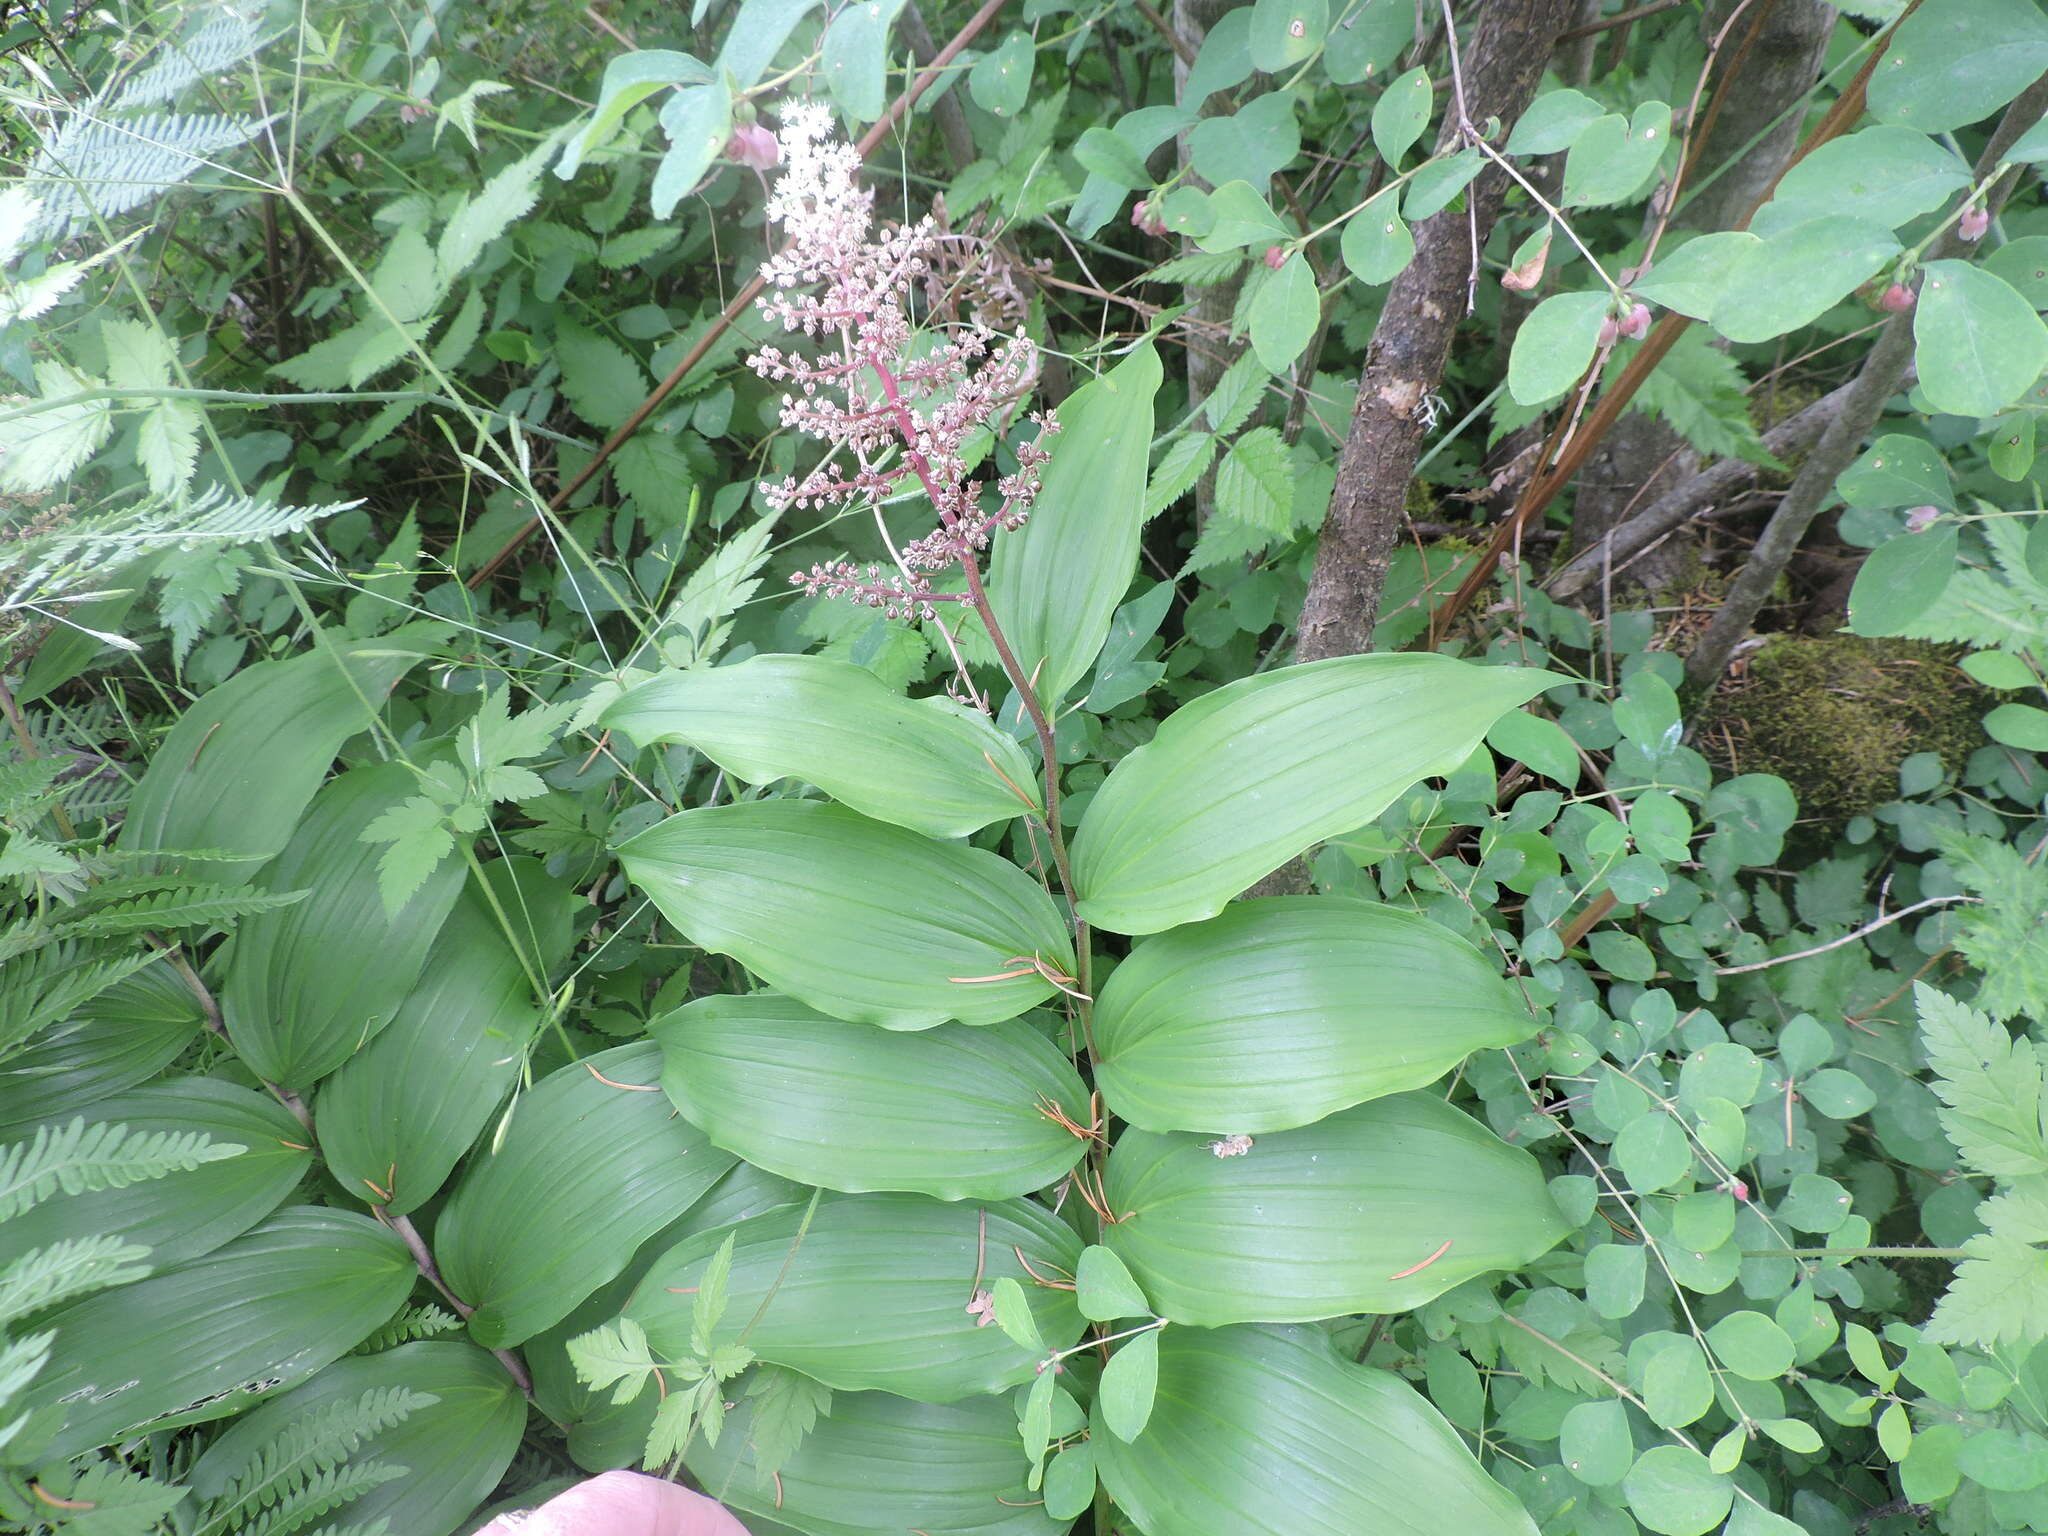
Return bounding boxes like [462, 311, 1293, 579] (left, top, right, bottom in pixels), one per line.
[1093, 1324, 1540, 1536]
[600, 653, 1040, 837]
[1071, 654, 1558, 935]
[626, 1192, 1085, 1402]
[653, 993, 1090, 1200]
[1102, 1093, 1567, 1325]
[434, 1043, 737, 1349]
[27, 1207, 414, 1461]
[1093, 896, 1535, 1134]
[616, 801, 1073, 1029]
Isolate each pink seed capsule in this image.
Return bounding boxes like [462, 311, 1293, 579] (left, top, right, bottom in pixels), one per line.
[1878, 282, 1916, 313]
[1959, 205, 1991, 242]
[1263, 245, 1290, 269]
[1620, 302, 1652, 340]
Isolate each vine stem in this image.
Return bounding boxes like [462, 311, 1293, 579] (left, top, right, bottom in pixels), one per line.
[1746, 1247, 1969, 1261]
[1713, 895, 1980, 975]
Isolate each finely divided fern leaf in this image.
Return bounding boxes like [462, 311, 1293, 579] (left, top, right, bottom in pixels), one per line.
[0, 1116, 243, 1220]
[116, 11, 270, 110]
[196, 1386, 433, 1536]
[0, 1234, 153, 1326]
[28, 109, 273, 242]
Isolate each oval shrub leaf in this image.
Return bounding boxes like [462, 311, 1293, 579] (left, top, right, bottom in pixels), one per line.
[1631, 232, 1759, 321]
[627, 1193, 1085, 1401]
[617, 801, 1073, 1029]
[1103, 1093, 1567, 1324]
[654, 993, 1090, 1200]
[601, 654, 1041, 838]
[1248, 254, 1318, 373]
[1100, 1327, 1162, 1442]
[1340, 190, 1415, 285]
[1094, 896, 1534, 1133]
[1709, 218, 1901, 345]
[1914, 260, 2048, 419]
[435, 1042, 737, 1348]
[1094, 1323, 1540, 1536]
[1867, 0, 2048, 133]
[1508, 291, 1609, 407]
[1071, 654, 1557, 935]
[1847, 526, 1959, 638]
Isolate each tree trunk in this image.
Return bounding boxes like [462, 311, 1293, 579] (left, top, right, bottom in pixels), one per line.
[1565, 0, 1834, 595]
[1294, 0, 1576, 662]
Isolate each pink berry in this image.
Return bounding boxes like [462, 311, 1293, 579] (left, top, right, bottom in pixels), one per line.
[1904, 505, 1942, 533]
[1620, 302, 1652, 340]
[1959, 205, 1991, 242]
[1131, 202, 1167, 238]
[1878, 282, 1916, 313]
[724, 122, 780, 170]
[1263, 245, 1290, 270]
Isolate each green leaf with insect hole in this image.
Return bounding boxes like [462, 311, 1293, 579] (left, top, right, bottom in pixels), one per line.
[617, 800, 1074, 1030]
[434, 1042, 736, 1348]
[1099, 1327, 1161, 1442]
[1508, 291, 1609, 406]
[1102, 1093, 1566, 1325]
[1071, 653, 1558, 935]
[1914, 260, 2048, 418]
[1249, 0, 1326, 71]
[626, 1192, 1085, 1401]
[1372, 67, 1431, 165]
[1561, 1400, 1634, 1486]
[1340, 189, 1414, 284]
[653, 994, 1090, 1201]
[1093, 896, 1533, 1134]
[969, 31, 1033, 117]
[1867, 0, 2048, 132]
[687, 1388, 1066, 1536]
[1836, 434, 1954, 510]
[1561, 101, 1671, 207]
[1095, 1324, 1539, 1536]
[601, 653, 1042, 838]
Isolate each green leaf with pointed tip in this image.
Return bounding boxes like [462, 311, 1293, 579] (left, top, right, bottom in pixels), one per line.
[117, 626, 442, 882]
[0, 964, 200, 1136]
[1094, 1324, 1540, 1536]
[687, 1387, 1066, 1536]
[1507, 88, 1604, 154]
[1914, 260, 2048, 418]
[601, 654, 1040, 837]
[1709, 218, 1900, 345]
[627, 1193, 1085, 1401]
[435, 1042, 736, 1349]
[1103, 1094, 1566, 1325]
[29, 1207, 413, 1460]
[1094, 896, 1532, 1134]
[617, 801, 1073, 1029]
[1, 1079, 305, 1270]
[1749, 126, 1970, 238]
[1100, 1327, 1161, 1442]
[1632, 233, 1759, 321]
[1077, 1245, 1152, 1322]
[1340, 190, 1415, 284]
[1248, 254, 1318, 372]
[653, 994, 1088, 1200]
[557, 49, 711, 178]
[319, 858, 578, 1215]
[1372, 67, 1432, 164]
[1509, 291, 1610, 406]
[1071, 654, 1557, 935]
[188, 1341, 524, 1536]
[220, 760, 466, 1090]
[986, 345, 1162, 711]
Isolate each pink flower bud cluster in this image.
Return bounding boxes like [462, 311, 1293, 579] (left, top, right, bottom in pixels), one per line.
[748, 103, 1058, 620]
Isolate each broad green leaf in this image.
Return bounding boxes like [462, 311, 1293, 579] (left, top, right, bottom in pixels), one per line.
[1486, 709, 1580, 787]
[1847, 527, 1959, 637]
[435, 1042, 736, 1348]
[1249, 0, 1327, 72]
[716, 0, 822, 89]
[1509, 291, 1610, 406]
[558, 49, 711, 178]
[985, 343, 1161, 710]
[1867, 0, 2048, 132]
[1914, 260, 2048, 418]
[1561, 102, 1672, 207]
[1103, 1093, 1567, 1324]
[0, 964, 200, 1136]
[618, 801, 1072, 1030]
[821, 0, 904, 122]
[1099, 1327, 1161, 1441]
[653, 993, 1090, 1200]
[1323, 0, 1412, 84]
[220, 761, 466, 1089]
[1403, 149, 1482, 220]
[1, 1079, 303, 1271]
[1372, 67, 1432, 165]
[1749, 127, 1970, 237]
[29, 1207, 412, 1460]
[1631, 232, 1760, 321]
[1188, 92, 1300, 196]
[1836, 434, 1954, 510]
[318, 858, 578, 1215]
[1074, 126, 1152, 190]
[1077, 1245, 1152, 1322]
[1183, 6, 1255, 105]
[628, 1193, 1085, 1401]
[1705, 1312, 1795, 1380]
[1560, 1399, 1634, 1487]
[1507, 89, 1604, 154]
[1094, 896, 1533, 1133]
[117, 626, 442, 882]
[1709, 218, 1901, 345]
[652, 78, 734, 219]
[1988, 237, 2048, 305]
[601, 653, 1040, 837]
[1248, 254, 1318, 372]
[687, 1387, 1065, 1535]
[1987, 702, 2048, 751]
[969, 31, 1033, 117]
[1094, 1324, 1539, 1536]
[187, 1341, 524, 1536]
[1340, 190, 1415, 284]
[1623, 1446, 1731, 1536]
[1071, 654, 1556, 934]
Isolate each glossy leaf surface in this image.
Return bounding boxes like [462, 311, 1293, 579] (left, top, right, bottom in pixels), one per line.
[0, 963, 200, 1135]
[436, 1042, 737, 1348]
[1071, 654, 1556, 934]
[617, 801, 1073, 1029]
[1103, 1094, 1567, 1324]
[1094, 897, 1534, 1133]
[655, 993, 1090, 1200]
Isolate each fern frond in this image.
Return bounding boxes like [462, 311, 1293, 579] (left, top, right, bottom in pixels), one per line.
[14, 1456, 186, 1531]
[0, 1331, 55, 1427]
[197, 1386, 432, 1536]
[297, 1522, 394, 1536]
[50, 880, 308, 937]
[0, 939, 163, 1048]
[0, 758, 70, 819]
[0, 1116, 242, 1220]
[27, 109, 273, 242]
[0, 1234, 152, 1326]
[217, 1458, 411, 1536]
[116, 11, 271, 110]
[349, 1303, 462, 1355]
